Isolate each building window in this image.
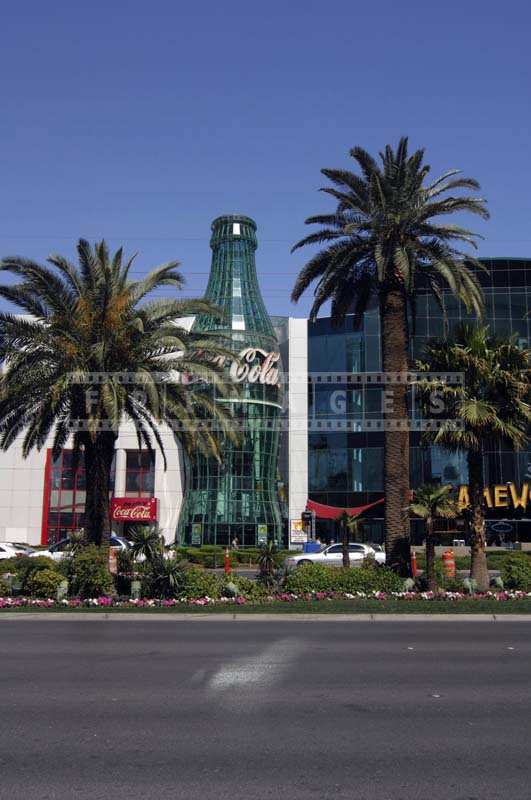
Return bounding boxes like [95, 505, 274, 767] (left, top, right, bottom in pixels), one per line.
[42, 449, 115, 545]
[125, 450, 155, 496]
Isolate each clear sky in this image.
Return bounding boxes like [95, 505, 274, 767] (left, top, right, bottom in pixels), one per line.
[1, 0, 530, 318]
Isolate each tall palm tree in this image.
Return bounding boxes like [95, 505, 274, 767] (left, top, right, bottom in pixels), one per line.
[416, 325, 529, 590]
[0, 240, 238, 547]
[409, 483, 457, 592]
[292, 137, 488, 575]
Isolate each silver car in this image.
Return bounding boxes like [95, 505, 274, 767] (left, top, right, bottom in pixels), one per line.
[285, 542, 386, 569]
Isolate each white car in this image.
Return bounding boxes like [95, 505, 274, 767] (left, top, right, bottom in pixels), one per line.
[285, 542, 386, 569]
[0, 542, 31, 560]
[30, 535, 131, 561]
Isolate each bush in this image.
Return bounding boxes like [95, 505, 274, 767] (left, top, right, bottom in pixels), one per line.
[0, 577, 11, 595]
[175, 547, 229, 569]
[179, 566, 222, 599]
[284, 563, 335, 593]
[27, 568, 64, 598]
[9, 555, 58, 593]
[220, 574, 267, 601]
[0, 557, 21, 574]
[64, 545, 114, 598]
[284, 562, 403, 594]
[500, 553, 531, 591]
[143, 557, 187, 599]
[334, 566, 403, 594]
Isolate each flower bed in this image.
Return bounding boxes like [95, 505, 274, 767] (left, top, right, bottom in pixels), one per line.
[1, 589, 531, 611]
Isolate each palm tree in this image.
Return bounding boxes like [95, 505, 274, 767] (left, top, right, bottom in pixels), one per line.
[416, 325, 529, 590]
[257, 541, 279, 589]
[129, 524, 165, 563]
[336, 510, 366, 568]
[409, 484, 457, 592]
[292, 137, 488, 575]
[0, 240, 238, 547]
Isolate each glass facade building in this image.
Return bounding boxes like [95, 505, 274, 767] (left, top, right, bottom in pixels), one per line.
[178, 215, 284, 546]
[307, 258, 531, 544]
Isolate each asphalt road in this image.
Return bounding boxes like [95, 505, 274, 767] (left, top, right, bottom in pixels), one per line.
[1, 619, 530, 800]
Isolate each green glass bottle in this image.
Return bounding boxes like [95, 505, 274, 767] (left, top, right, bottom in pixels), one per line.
[178, 214, 283, 547]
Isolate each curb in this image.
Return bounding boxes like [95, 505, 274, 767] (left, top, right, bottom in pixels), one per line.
[1, 612, 531, 622]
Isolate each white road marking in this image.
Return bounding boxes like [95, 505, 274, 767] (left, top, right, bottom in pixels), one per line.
[208, 638, 303, 695]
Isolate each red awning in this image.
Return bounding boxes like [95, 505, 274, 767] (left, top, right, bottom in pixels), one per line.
[306, 497, 385, 520]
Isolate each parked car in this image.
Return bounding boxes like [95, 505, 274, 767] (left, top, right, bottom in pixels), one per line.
[11, 543, 36, 555]
[30, 535, 131, 562]
[285, 542, 386, 569]
[0, 542, 33, 560]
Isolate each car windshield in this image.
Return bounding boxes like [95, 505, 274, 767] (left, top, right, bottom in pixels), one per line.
[111, 536, 130, 548]
[50, 540, 69, 552]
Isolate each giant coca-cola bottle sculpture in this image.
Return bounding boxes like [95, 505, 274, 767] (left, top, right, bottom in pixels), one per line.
[178, 214, 283, 547]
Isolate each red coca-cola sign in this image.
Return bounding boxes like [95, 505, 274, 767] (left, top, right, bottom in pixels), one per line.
[111, 497, 158, 522]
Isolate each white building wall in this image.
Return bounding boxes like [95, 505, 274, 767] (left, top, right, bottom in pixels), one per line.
[287, 318, 308, 524]
[0, 442, 47, 545]
[0, 427, 186, 547]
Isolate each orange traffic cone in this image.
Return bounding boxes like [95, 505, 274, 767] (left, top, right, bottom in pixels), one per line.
[224, 547, 231, 575]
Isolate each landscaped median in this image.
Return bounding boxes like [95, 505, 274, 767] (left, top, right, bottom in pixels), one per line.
[2, 590, 531, 614]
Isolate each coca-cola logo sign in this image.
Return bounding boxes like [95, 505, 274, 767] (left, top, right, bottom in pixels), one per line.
[111, 497, 158, 522]
[229, 348, 280, 385]
[186, 347, 282, 389]
[210, 347, 281, 386]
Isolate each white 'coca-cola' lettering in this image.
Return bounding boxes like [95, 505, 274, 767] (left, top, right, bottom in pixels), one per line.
[190, 348, 281, 387]
[113, 504, 153, 521]
[229, 348, 280, 385]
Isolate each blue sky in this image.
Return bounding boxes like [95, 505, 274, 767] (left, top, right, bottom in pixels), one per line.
[1, 0, 530, 318]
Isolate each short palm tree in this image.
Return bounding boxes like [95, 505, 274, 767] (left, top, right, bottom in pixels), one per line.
[257, 540, 279, 588]
[129, 524, 165, 563]
[336, 510, 365, 568]
[0, 240, 238, 547]
[409, 483, 457, 592]
[416, 325, 529, 590]
[292, 138, 488, 575]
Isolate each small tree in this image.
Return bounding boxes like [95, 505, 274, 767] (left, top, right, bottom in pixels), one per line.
[257, 541, 279, 589]
[129, 524, 165, 564]
[336, 510, 366, 568]
[409, 484, 457, 592]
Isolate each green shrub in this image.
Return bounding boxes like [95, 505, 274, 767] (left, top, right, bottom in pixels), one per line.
[284, 563, 334, 593]
[27, 568, 64, 598]
[220, 574, 267, 601]
[66, 545, 114, 598]
[500, 553, 531, 591]
[0, 557, 21, 574]
[176, 547, 229, 569]
[441, 576, 465, 593]
[284, 562, 403, 594]
[114, 574, 132, 596]
[334, 566, 403, 593]
[144, 557, 187, 599]
[180, 566, 222, 599]
[9, 555, 58, 593]
[488, 551, 531, 570]
[0, 577, 11, 595]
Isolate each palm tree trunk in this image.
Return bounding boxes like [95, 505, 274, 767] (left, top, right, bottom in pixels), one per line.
[83, 432, 117, 547]
[380, 289, 411, 576]
[341, 519, 350, 568]
[468, 451, 489, 591]
[425, 517, 437, 593]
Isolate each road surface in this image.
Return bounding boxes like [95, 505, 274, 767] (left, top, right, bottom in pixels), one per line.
[1, 618, 530, 800]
